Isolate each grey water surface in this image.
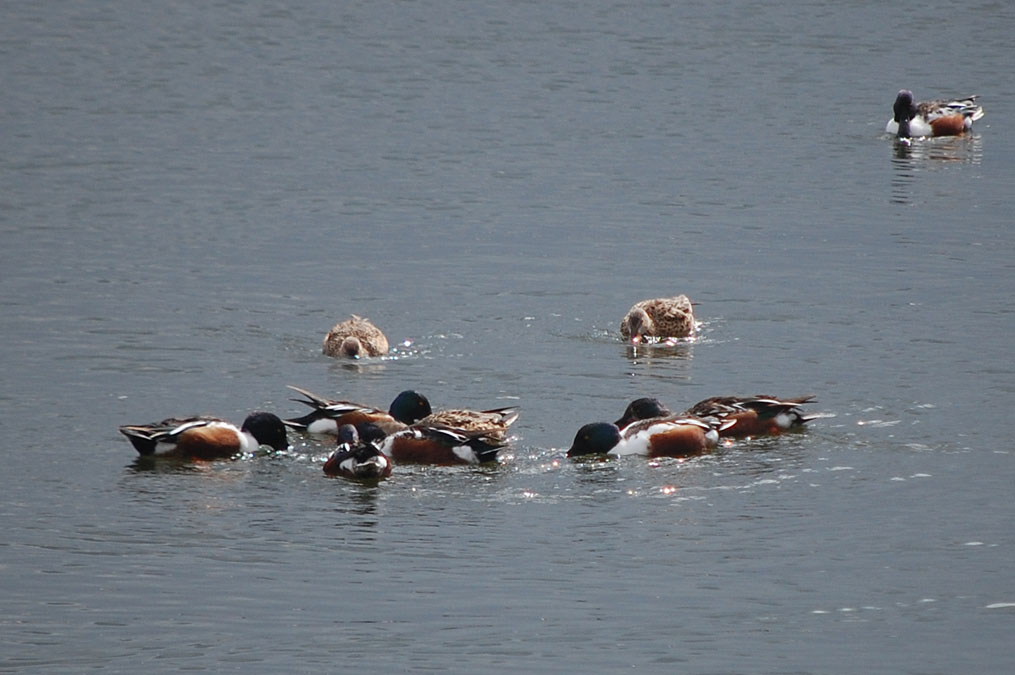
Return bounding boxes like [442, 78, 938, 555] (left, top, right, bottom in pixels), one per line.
[2, 1, 1014, 673]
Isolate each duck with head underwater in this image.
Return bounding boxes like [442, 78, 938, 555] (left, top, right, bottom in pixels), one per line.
[119, 411, 289, 460]
[619, 295, 696, 344]
[567, 414, 728, 459]
[322, 423, 393, 479]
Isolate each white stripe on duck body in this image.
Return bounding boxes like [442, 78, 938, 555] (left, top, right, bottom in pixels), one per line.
[376, 423, 509, 465]
[118, 412, 289, 459]
[567, 415, 731, 459]
[283, 386, 431, 435]
[683, 395, 817, 438]
[614, 394, 816, 439]
[887, 90, 984, 139]
[323, 423, 392, 479]
[384, 398, 519, 464]
[284, 385, 519, 440]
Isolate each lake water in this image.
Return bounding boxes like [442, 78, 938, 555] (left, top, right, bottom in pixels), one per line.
[2, 1, 1014, 672]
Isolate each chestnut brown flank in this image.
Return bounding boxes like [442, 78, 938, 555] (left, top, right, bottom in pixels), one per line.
[389, 437, 459, 464]
[645, 425, 709, 458]
[716, 411, 773, 439]
[175, 426, 241, 460]
[338, 410, 400, 433]
[929, 115, 966, 136]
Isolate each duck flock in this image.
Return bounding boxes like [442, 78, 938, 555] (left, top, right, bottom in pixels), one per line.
[120, 294, 820, 479]
[119, 91, 986, 478]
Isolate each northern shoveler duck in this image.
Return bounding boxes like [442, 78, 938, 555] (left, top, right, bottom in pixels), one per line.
[283, 385, 431, 435]
[322, 423, 393, 479]
[416, 404, 519, 440]
[886, 90, 984, 139]
[322, 314, 389, 358]
[619, 295, 696, 343]
[567, 416, 725, 459]
[683, 395, 816, 439]
[613, 394, 818, 440]
[118, 412, 289, 459]
[376, 424, 507, 465]
[614, 397, 672, 429]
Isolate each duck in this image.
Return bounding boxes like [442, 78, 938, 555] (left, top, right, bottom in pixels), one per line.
[322, 423, 392, 479]
[683, 395, 817, 439]
[416, 404, 519, 440]
[119, 412, 289, 459]
[286, 385, 519, 437]
[376, 424, 507, 465]
[322, 314, 389, 358]
[886, 90, 984, 139]
[614, 397, 672, 430]
[619, 295, 696, 343]
[614, 394, 817, 440]
[567, 416, 726, 459]
[283, 385, 432, 435]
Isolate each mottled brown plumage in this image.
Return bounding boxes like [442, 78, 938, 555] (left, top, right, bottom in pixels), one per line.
[322, 315, 389, 358]
[619, 295, 696, 343]
[417, 406, 519, 440]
